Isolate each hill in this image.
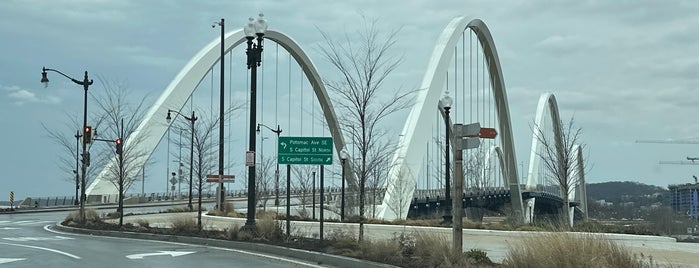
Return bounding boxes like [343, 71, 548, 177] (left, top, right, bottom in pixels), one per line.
[586, 181, 666, 204]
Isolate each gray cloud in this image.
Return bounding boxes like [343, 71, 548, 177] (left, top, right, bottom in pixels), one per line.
[3, 84, 61, 105]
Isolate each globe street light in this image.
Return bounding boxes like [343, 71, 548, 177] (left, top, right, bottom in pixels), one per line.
[243, 13, 268, 229]
[440, 91, 453, 224]
[257, 123, 282, 206]
[340, 149, 349, 221]
[41, 67, 93, 224]
[166, 109, 197, 212]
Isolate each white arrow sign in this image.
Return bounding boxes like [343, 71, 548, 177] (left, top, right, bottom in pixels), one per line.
[0, 258, 25, 264]
[126, 251, 194, 259]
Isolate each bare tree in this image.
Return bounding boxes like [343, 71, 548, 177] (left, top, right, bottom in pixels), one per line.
[43, 112, 108, 203]
[385, 165, 415, 219]
[532, 117, 585, 226]
[292, 165, 314, 218]
[170, 105, 243, 229]
[464, 148, 487, 191]
[92, 79, 151, 199]
[255, 155, 275, 210]
[365, 139, 394, 218]
[319, 16, 414, 242]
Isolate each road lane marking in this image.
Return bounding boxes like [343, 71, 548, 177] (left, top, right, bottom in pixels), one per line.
[44, 225, 324, 267]
[16, 220, 54, 225]
[0, 258, 25, 264]
[3, 236, 73, 242]
[126, 251, 195, 259]
[0, 242, 81, 259]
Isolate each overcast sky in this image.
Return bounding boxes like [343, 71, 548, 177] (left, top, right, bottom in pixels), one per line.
[1, 0, 698, 200]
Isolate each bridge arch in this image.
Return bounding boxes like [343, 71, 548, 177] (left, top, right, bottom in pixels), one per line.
[377, 17, 524, 221]
[86, 29, 348, 198]
[525, 92, 565, 190]
[480, 145, 506, 190]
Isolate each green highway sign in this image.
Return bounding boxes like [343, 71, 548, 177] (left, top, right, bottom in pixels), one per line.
[278, 136, 333, 165]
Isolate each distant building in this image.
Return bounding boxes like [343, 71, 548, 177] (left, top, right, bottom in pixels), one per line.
[668, 183, 699, 220]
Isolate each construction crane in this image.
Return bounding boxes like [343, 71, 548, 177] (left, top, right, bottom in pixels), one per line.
[636, 139, 699, 144]
[659, 157, 699, 165]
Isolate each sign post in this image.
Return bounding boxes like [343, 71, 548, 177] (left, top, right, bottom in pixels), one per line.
[278, 136, 333, 240]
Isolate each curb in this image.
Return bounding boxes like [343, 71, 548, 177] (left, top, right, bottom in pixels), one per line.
[54, 222, 396, 268]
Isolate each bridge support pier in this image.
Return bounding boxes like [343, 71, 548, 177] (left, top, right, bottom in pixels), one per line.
[524, 198, 536, 224]
[568, 206, 575, 227]
[464, 207, 484, 222]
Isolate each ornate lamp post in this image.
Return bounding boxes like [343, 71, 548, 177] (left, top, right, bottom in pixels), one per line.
[41, 67, 92, 224]
[340, 149, 349, 221]
[244, 13, 268, 229]
[166, 109, 197, 211]
[440, 91, 453, 224]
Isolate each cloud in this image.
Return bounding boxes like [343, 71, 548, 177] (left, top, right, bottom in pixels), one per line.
[2, 84, 61, 106]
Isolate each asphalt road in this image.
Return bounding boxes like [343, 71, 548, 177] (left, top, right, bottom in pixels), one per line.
[0, 210, 327, 267]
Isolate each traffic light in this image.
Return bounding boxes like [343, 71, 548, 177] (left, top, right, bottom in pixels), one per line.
[83, 126, 93, 145]
[115, 138, 123, 155]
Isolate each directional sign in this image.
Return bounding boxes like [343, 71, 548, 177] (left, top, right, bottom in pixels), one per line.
[126, 251, 195, 259]
[478, 128, 498, 139]
[455, 137, 481, 150]
[278, 137, 333, 165]
[454, 122, 481, 138]
[206, 174, 235, 183]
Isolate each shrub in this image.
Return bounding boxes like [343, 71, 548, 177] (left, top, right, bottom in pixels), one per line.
[170, 216, 198, 234]
[226, 223, 241, 240]
[163, 205, 191, 213]
[256, 213, 283, 241]
[503, 232, 653, 268]
[63, 209, 102, 225]
[359, 238, 402, 264]
[135, 218, 150, 228]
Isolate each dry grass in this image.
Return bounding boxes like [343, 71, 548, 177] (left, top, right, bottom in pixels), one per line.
[255, 212, 283, 240]
[170, 216, 197, 233]
[327, 230, 493, 268]
[135, 218, 150, 228]
[225, 223, 241, 240]
[63, 209, 102, 225]
[503, 232, 656, 268]
[207, 202, 243, 217]
[163, 205, 191, 213]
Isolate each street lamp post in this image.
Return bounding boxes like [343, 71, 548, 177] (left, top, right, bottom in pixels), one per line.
[440, 91, 453, 224]
[166, 109, 197, 211]
[212, 18, 227, 211]
[340, 149, 349, 221]
[312, 170, 316, 220]
[257, 123, 282, 206]
[41, 67, 92, 224]
[244, 13, 268, 229]
[74, 130, 81, 205]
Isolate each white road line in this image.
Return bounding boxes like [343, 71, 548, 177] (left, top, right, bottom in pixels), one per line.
[213, 247, 327, 268]
[44, 225, 324, 267]
[11, 220, 54, 226]
[11, 221, 36, 225]
[0, 242, 81, 259]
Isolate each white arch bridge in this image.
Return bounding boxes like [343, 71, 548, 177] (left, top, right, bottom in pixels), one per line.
[84, 16, 587, 224]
